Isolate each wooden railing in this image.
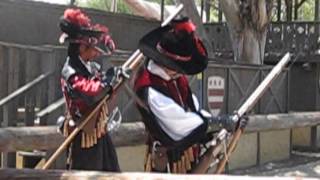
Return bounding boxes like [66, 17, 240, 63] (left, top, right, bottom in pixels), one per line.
[0, 111, 319, 152]
[0, 72, 54, 125]
[205, 22, 320, 61]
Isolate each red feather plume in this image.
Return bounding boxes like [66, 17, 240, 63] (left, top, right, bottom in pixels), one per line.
[93, 24, 109, 33]
[173, 21, 196, 34]
[63, 8, 91, 27]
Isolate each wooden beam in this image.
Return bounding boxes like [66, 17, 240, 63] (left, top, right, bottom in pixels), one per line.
[0, 122, 147, 152]
[0, 126, 63, 152]
[0, 168, 314, 180]
[0, 112, 319, 152]
[245, 112, 320, 132]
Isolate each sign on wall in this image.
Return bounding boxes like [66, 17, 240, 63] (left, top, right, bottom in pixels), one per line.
[207, 76, 225, 116]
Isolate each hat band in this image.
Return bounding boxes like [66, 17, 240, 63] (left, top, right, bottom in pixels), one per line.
[156, 43, 191, 62]
[68, 37, 98, 46]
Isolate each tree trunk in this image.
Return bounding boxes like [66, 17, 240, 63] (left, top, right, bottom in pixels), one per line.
[110, 0, 117, 12]
[205, 0, 211, 22]
[233, 27, 267, 64]
[123, 0, 163, 20]
[285, 0, 293, 21]
[219, 0, 273, 64]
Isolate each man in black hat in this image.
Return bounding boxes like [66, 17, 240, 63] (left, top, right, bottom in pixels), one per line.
[134, 18, 247, 173]
[59, 8, 128, 171]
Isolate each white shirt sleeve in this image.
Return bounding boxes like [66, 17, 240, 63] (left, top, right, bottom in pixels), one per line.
[148, 87, 204, 141]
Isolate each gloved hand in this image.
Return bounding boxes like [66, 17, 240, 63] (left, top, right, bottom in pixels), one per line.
[205, 109, 250, 133]
[218, 114, 237, 132]
[101, 66, 131, 88]
[206, 114, 237, 133]
[219, 113, 249, 131]
[115, 66, 131, 79]
[238, 114, 249, 129]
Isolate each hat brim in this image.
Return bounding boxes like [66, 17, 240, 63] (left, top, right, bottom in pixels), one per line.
[138, 26, 208, 75]
[94, 45, 111, 56]
[59, 36, 112, 56]
[60, 19, 103, 39]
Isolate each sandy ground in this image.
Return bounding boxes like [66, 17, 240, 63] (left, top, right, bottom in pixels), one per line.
[118, 146, 320, 178]
[117, 145, 320, 178]
[231, 151, 320, 178]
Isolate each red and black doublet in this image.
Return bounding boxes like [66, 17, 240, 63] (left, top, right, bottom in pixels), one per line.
[61, 55, 120, 171]
[134, 60, 210, 173]
[134, 16, 239, 174]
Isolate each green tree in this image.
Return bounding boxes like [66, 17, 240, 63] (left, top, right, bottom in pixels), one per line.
[298, 0, 314, 21]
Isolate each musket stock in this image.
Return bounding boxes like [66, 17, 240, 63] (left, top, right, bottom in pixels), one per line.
[191, 129, 228, 174]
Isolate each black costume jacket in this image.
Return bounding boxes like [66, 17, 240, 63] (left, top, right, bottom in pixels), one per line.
[60, 56, 120, 171]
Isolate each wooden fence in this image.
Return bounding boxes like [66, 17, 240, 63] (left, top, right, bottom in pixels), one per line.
[206, 22, 320, 62]
[0, 112, 320, 153]
[0, 40, 291, 168]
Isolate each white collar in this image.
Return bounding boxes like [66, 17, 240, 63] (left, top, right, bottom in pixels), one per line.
[79, 56, 92, 73]
[147, 60, 171, 81]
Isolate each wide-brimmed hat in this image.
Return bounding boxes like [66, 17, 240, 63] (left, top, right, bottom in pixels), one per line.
[139, 17, 208, 75]
[59, 8, 115, 55]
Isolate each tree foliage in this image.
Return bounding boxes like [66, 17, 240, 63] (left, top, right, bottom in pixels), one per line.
[298, 0, 315, 21]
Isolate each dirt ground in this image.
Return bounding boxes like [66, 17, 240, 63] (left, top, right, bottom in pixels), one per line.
[230, 151, 320, 178]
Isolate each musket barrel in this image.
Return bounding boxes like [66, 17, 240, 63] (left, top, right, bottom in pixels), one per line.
[237, 53, 291, 117]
